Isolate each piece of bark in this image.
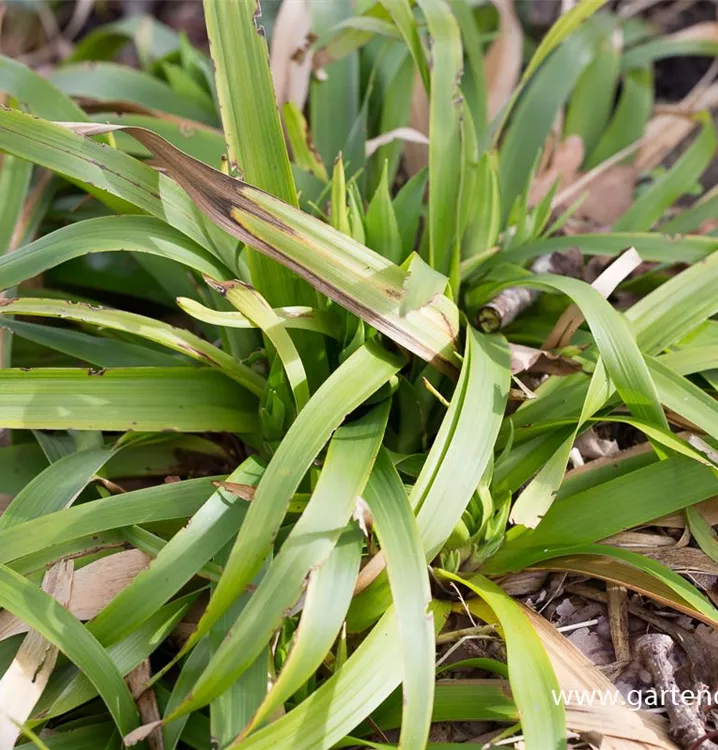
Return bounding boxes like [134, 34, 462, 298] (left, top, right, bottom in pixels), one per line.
[635, 634, 717, 750]
[477, 250, 582, 332]
[125, 660, 163, 750]
[608, 583, 631, 664]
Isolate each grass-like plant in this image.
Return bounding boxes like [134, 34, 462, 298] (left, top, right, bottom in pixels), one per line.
[0, 0, 717, 748]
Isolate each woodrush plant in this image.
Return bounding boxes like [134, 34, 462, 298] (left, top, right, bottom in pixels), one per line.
[0, 0, 716, 748]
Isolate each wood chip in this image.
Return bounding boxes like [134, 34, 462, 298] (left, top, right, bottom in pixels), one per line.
[125, 660, 163, 750]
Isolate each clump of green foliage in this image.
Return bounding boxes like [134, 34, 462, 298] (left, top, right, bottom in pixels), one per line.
[0, 0, 716, 748]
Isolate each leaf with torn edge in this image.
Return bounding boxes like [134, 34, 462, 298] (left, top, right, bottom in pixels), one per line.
[400, 253, 449, 317]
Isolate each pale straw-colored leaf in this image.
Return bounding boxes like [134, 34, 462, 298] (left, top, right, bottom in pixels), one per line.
[270, 0, 313, 111]
[0, 560, 73, 746]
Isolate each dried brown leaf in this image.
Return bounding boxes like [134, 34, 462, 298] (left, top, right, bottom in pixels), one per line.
[485, 0, 523, 120]
[528, 135, 584, 207]
[574, 164, 639, 225]
[405, 72, 430, 176]
[0, 550, 150, 640]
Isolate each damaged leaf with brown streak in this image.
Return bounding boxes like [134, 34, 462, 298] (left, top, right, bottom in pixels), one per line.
[60, 122, 461, 374]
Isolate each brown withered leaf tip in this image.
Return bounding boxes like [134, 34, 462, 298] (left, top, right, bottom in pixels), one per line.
[212, 480, 256, 501]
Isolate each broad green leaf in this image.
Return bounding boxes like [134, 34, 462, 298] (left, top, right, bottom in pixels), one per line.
[393, 168, 428, 258]
[0, 564, 139, 736]
[0, 297, 264, 396]
[498, 22, 597, 221]
[365, 162, 402, 264]
[530, 546, 718, 626]
[363, 449, 434, 750]
[282, 102, 328, 182]
[166, 403, 387, 715]
[649, 356, 718, 442]
[488, 455, 718, 571]
[463, 151, 501, 260]
[0, 446, 115, 530]
[400, 254, 449, 317]
[244, 530, 362, 734]
[227, 602, 451, 750]
[438, 571, 565, 750]
[416, 0, 463, 286]
[0, 367, 257, 433]
[380, 0, 430, 93]
[0, 110, 239, 273]
[67, 15, 181, 64]
[414, 330, 511, 559]
[586, 66, 653, 168]
[165, 340, 403, 717]
[373, 679, 516, 730]
[686, 505, 718, 564]
[310, 1, 361, 174]
[36, 597, 194, 722]
[349, 330, 510, 632]
[0, 55, 86, 120]
[522, 0, 607, 82]
[209, 546, 268, 745]
[662, 185, 718, 234]
[622, 36, 718, 70]
[86, 457, 263, 647]
[366, 45, 415, 195]
[482, 274, 666, 426]
[0, 155, 31, 255]
[203, 0, 318, 313]
[49, 63, 216, 124]
[163, 640, 211, 750]
[0, 476, 216, 565]
[564, 22, 619, 161]
[628, 252, 718, 352]
[0, 318, 184, 369]
[17, 724, 114, 750]
[450, 0, 487, 142]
